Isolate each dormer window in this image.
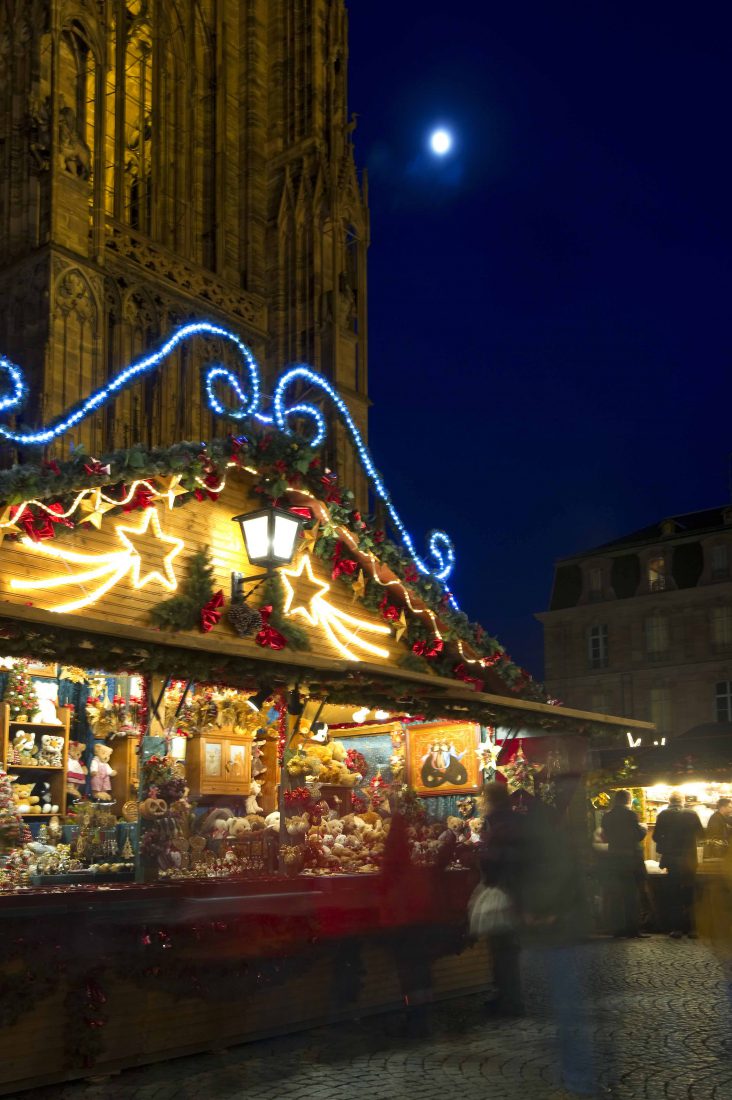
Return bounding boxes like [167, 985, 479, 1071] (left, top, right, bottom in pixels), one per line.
[588, 567, 603, 602]
[648, 555, 666, 592]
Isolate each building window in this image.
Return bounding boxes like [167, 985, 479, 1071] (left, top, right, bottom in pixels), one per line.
[590, 689, 609, 714]
[648, 555, 667, 592]
[645, 615, 669, 656]
[712, 606, 732, 647]
[588, 624, 608, 669]
[588, 567, 603, 601]
[716, 681, 732, 723]
[711, 545, 729, 580]
[649, 686, 671, 732]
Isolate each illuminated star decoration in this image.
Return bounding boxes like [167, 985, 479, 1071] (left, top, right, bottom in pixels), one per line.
[496, 746, 544, 796]
[11, 508, 184, 614]
[281, 553, 392, 662]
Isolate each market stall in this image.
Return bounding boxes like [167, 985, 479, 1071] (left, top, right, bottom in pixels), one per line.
[0, 323, 652, 1092]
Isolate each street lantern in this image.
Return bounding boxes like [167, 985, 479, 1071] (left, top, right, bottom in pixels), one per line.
[231, 506, 304, 598]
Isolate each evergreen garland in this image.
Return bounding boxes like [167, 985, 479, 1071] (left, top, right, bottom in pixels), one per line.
[150, 550, 215, 632]
[259, 575, 310, 651]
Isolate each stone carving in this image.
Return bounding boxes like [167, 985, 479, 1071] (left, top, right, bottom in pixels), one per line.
[59, 102, 92, 180]
[28, 95, 51, 172]
[55, 267, 96, 324]
[104, 221, 266, 331]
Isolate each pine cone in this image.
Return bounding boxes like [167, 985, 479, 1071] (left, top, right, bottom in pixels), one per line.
[228, 602, 263, 637]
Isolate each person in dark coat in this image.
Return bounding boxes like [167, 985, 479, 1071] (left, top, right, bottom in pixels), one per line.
[479, 781, 526, 1016]
[600, 789, 648, 937]
[653, 791, 704, 937]
[705, 797, 732, 858]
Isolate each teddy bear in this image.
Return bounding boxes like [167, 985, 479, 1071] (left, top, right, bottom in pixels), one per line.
[12, 782, 41, 815]
[199, 807, 235, 840]
[224, 816, 251, 838]
[32, 683, 61, 726]
[39, 734, 64, 768]
[37, 781, 59, 814]
[285, 812, 310, 839]
[89, 742, 116, 801]
[245, 778, 263, 816]
[12, 730, 37, 766]
[265, 810, 280, 832]
[66, 741, 88, 800]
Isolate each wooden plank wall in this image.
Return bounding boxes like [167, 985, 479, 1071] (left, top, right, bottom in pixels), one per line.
[0, 472, 405, 670]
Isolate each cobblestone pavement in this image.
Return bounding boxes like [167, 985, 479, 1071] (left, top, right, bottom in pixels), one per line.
[21, 937, 732, 1100]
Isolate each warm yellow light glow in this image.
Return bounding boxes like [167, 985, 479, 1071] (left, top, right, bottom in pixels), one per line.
[281, 553, 391, 662]
[10, 507, 183, 612]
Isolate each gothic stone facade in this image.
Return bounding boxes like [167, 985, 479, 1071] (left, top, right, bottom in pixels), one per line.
[0, 0, 368, 490]
[537, 507, 732, 739]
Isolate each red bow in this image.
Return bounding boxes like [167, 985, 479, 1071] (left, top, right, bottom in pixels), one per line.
[412, 638, 444, 659]
[123, 485, 155, 512]
[84, 459, 112, 477]
[453, 662, 485, 693]
[404, 565, 419, 584]
[379, 595, 400, 623]
[42, 460, 61, 476]
[289, 507, 312, 520]
[255, 605, 287, 650]
[332, 540, 359, 581]
[13, 506, 56, 542]
[200, 590, 225, 633]
[46, 502, 73, 528]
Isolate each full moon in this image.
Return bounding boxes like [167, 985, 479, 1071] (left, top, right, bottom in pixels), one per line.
[429, 129, 452, 156]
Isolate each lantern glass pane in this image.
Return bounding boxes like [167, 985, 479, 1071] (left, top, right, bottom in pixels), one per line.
[241, 514, 270, 562]
[272, 514, 300, 562]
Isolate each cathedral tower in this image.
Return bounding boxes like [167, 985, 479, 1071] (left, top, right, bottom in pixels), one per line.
[0, 0, 368, 489]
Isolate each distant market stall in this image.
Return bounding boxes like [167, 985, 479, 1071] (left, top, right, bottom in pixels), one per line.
[0, 323, 651, 1092]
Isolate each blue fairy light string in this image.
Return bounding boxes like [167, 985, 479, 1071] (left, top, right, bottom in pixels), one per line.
[0, 322, 457, 597]
[0, 321, 263, 446]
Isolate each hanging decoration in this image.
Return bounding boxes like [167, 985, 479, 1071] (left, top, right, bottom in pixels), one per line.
[497, 745, 544, 795]
[150, 549, 217, 632]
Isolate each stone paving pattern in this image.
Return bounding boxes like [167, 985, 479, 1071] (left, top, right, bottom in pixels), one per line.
[21, 938, 732, 1100]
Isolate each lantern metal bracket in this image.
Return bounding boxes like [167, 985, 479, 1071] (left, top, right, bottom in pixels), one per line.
[231, 570, 270, 603]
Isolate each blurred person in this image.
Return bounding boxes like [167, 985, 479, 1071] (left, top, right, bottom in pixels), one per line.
[653, 791, 704, 938]
[478, 781, 526, 1017]
[523, 794, 598, 1098]
[600, 789, 649, 938]
[379, 811, 434, 1037]
[705, 797, 732, 858]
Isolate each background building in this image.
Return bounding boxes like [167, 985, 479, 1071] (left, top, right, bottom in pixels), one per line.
[538, 507, 732, 739]
[0, 0, 368, 487]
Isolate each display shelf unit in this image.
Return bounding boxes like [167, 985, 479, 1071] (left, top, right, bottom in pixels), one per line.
[187, 726, 253, 798]
[1, 703, 71, 819]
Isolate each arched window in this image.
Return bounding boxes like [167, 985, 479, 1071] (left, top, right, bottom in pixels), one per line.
[123, 8, 153, 232]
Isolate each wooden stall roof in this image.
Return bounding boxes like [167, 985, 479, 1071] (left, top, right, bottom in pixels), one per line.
[0, 598, 653, 738]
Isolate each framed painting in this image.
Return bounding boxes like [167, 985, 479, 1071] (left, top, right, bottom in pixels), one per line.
[407, 722, 481, 796]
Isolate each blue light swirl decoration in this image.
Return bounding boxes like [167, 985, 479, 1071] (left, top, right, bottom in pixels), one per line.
[0, 322, 457, 599]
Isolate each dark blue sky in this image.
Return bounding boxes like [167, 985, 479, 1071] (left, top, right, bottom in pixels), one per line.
[347, 2, 731, 678]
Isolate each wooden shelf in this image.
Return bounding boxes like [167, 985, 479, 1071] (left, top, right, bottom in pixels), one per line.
[9, 721, 68, 729]
[6, 764, 64, 771]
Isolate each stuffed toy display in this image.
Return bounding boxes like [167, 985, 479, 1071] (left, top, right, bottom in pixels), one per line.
[245, 778, 263, 815]
[89, 742, 116, 801]
[39, 734, 64, 767]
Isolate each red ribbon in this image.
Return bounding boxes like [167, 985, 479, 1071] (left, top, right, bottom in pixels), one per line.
[42, 460, 61, 476]
[453, 662, 485, 693]
[123, 485, 155, 512]
[379, 595, 400, 623]
[13, 506, 55, 541]
[200, 590, 225, 633]
[255, 605, 287, 650]
[289, 507, 312, 520]
[412, 638, 444, 659]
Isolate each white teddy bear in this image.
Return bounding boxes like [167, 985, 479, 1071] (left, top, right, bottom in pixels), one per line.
[245, 778, 263, 816]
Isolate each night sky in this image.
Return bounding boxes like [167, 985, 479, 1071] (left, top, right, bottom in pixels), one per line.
[347, 2, 731, 679]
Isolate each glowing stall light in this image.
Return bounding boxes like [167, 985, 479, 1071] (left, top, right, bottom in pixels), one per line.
[273, 365, 457, 589]
[10, 507, 183, 613]
[0, 322, 264, 445]
[281, 553, 392, 662]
